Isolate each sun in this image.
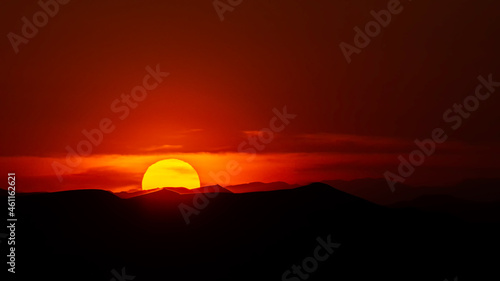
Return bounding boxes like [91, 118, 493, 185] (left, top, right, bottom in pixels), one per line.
[142, 159, 200, 190]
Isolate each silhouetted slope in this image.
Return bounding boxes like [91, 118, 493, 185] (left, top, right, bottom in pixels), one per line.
[322, 178, 418, 205]
[166, 185, 232, 194]
[225, 181, 299, 193]
[114, 188, 161, 199]
[322, 178, 500, 205]
[7, 183, 500, 281]
[391, 194, 500, 223]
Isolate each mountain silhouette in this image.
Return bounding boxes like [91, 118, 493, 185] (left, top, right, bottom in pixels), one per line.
[322, 177, 500, 205]
[166, 184, 232, 194]
[5, 182, 499, 280]
[224, 181, 300, 193]
[115, 188, 161, 199]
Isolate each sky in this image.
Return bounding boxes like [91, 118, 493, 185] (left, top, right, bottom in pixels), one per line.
[1, 0, 500, 192]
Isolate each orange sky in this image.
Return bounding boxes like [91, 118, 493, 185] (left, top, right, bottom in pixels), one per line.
[2, 135, 499, 192]
[1, 0, 499, 192]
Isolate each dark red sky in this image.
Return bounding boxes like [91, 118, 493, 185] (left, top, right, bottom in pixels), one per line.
[1, 0, 499, 192]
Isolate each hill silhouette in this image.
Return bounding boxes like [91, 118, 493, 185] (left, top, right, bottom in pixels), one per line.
[224, 181, 300, 193]
[322, 178, 500, 205]
[114, 188, 161, 199]
[166, 184, 232, 194]
[4, 182, 499, 280]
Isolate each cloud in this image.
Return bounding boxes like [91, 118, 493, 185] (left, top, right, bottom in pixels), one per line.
[142, 144, 184, 152]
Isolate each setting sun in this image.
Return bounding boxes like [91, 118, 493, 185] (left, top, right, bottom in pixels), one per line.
[142, 159, 200, 190]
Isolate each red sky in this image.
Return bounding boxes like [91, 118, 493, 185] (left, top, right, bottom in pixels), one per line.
[1, 0, 499, 192]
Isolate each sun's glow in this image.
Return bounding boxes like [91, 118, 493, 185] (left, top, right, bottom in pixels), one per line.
[142, 159, 200, 190]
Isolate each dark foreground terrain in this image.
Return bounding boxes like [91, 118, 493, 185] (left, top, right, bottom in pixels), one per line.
[3, 182, 499, 280]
